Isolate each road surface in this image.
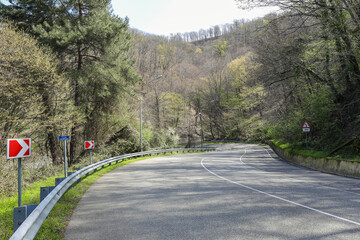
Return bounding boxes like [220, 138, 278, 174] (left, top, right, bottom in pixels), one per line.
[65, 144, 360, 239]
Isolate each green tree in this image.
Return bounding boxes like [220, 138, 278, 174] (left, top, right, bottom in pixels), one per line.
[162, 92, 185, 128]
[213, 39, 228, 57]
[0, 0, 58, 35]
[0, 22, 75, 164]
[2, 0, 139, 162]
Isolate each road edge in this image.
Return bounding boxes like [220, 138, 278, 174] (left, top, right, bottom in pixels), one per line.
[269, 142, 360, 179]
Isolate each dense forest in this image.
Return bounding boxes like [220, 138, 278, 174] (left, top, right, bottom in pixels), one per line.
[1, 0, 360, 165]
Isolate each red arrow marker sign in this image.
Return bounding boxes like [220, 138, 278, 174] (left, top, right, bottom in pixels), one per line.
[7, 139, 31, 159]
[84, 140, 95, 150]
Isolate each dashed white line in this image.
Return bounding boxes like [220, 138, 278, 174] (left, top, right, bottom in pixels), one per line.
[201, 151, 360, 226]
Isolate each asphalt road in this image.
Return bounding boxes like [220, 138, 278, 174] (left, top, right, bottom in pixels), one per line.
[65, 144, 360, 239]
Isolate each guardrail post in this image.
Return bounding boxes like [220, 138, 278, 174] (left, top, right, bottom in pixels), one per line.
[26, 204, 38, 217]
[68, 172, 80, 183]
[13, 204, 39, 231]
[40, 187, 50, 202]
[55, 178, 65, 186]
[39, 186, 55, 201]
[13, 206, 27, 232]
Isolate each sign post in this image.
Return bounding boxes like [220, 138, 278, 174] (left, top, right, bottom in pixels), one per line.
[18, 158, 21, 207]
[7, 138, 31, 207]
[84, 140, 95, 165]
[302, 121, 311, 149]
[59, 136, 70, 178]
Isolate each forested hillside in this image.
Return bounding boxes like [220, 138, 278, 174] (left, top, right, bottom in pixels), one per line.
[1, 0, 359, 166]
[131, 0, 360, 156]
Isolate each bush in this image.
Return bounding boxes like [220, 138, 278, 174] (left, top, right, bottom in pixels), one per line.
[164, 127, 179, 147]
[149, 132, 165, 148]
[105, 125, 148, 155]
[267, 85, 339, 150]
[149, 128, 179, 149]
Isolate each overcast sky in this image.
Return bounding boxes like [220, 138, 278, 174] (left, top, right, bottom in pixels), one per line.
[111, 0, 278, 36]
[0, 0, 278, 36]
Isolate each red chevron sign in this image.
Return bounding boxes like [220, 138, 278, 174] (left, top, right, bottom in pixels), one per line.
[7, 138, 31, 159]
[84, 140, 95, 150]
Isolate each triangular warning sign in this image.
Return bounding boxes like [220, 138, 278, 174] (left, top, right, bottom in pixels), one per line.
[302, 121, 310, 128]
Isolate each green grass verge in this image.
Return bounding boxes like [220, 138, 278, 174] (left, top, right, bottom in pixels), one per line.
[271, 139, 360, 162]
[0, 150, 205, 240]
[0, 172, 66, 240]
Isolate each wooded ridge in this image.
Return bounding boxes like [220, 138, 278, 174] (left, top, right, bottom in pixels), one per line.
[1, 0, 360, 167]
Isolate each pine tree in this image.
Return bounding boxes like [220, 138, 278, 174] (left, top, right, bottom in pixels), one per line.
[1, 0, 139, 163]
[0, 0, 58, 35]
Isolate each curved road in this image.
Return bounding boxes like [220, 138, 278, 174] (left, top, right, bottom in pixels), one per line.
[65, 144, 360, 239]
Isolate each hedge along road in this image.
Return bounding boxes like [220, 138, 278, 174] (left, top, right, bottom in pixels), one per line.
[65, 144, 360, 239]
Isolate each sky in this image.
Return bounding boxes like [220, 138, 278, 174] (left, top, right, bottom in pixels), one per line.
[0, 0, 278, 36]
[111, 0, 278, 36]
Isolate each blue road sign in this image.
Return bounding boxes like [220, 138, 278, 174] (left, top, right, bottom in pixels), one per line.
[59, 135, 70, 141]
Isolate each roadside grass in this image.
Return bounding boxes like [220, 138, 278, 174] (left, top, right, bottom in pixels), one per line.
[271, 139, 360, 162]
[0, 172, 65, 240]
[34, 160, 132, 240]
[0, 150, 205, 240]
[329, 155, 360, 163]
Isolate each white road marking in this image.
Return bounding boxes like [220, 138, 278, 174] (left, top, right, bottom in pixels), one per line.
[201, 149, 360, 226]
[260, 146, 360, 197]
[234, 145, 360, 197]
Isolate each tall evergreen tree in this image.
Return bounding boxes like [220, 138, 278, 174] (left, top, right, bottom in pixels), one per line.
[1, 0, 139, 163]
[35, 0, 139, 162]
[0, 0, 58, 35]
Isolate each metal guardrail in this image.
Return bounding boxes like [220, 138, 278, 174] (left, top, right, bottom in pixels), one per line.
[178, 140, 251, 147]
[10, 147, 215, 240]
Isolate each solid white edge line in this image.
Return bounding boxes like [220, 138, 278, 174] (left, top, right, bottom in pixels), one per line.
[201, 152, 360, 226]
[259, 146, 360, 197]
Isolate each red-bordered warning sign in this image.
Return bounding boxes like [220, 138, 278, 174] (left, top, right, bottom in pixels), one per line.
[7, 138, 31, 159]
[84, 140, 95, 150]
[302, 121, 311, 132]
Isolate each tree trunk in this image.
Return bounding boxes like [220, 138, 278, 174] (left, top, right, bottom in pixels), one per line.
[70, 1, 83, 164]
[154, 90, 161, 129]
[70, 79, 80, 165]
[40, 82, 62, 165]
[70, 37, 83, 164]
[48, 131, 61, 165]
